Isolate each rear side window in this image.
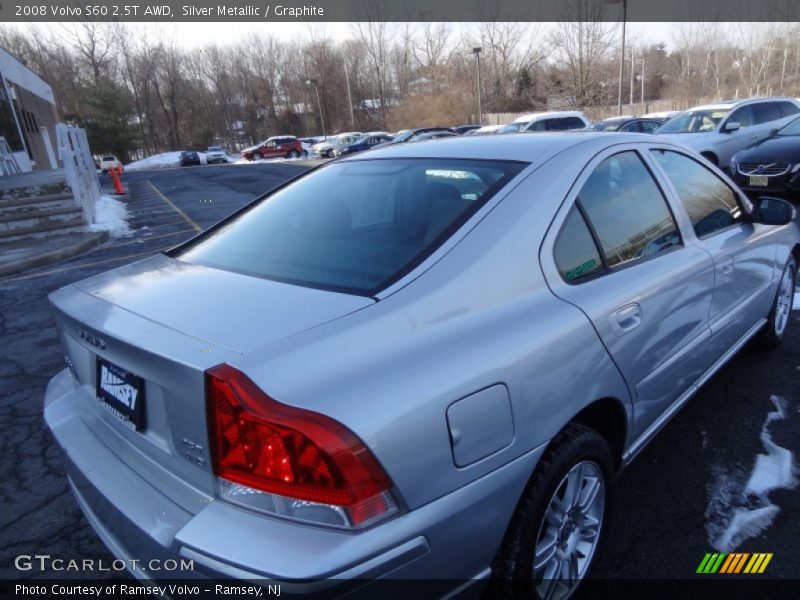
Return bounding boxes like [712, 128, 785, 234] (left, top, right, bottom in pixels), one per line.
[752, 102, 781, 124]
[728, 105, 754, 128]
[564, 117, 587, 130]
[554, 206, 604, 282]
[577, 151, 681, 268]
[778, 101, 800, 117]
[651, 150, 743, 238]
[176, 159, 525, 295]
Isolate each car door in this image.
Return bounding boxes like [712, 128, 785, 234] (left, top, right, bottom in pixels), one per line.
[541, 147, 716, 441]
[717, 105, 762, 164]
[263, 140, 278, 157]
[649, 148, 776, 355]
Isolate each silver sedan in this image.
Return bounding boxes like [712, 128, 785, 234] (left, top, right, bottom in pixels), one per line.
[45, 133, 798, 598]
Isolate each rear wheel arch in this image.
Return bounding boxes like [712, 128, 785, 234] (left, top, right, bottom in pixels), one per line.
[568, 397, 628, 470]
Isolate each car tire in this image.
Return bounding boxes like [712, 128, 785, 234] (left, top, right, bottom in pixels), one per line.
[286, 150, 299, 158]
[756, 256, 796, 349]
[490, 423, 613, 600]
[700, 152, 718, 167]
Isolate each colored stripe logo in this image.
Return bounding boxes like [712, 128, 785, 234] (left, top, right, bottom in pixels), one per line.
[697, 552, 773, 574]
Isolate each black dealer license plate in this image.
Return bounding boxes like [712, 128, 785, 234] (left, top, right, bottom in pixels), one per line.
[96, 357, 146, 431]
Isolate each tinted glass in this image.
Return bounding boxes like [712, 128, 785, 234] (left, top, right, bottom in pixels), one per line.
[528, 120, 547, 132]
[640, 120, 661, 133]
[778, 102, 800, 117]
[651, 150, 743, 237]
[554, 206, 604, 282]
[619, 122, 640, 132]
[177, 159, 525, 295]
[577, 151, 680, 267]
[545, 119, 565, 131]
[728, 105, 753, 127]
[564, 117, 587, 130]
[752, 102, 781, 124]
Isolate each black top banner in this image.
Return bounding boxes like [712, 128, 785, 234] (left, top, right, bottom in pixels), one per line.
[1, 0, 799, 23]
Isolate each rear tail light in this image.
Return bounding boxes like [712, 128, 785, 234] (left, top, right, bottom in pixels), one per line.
[206, 364, 399, 529]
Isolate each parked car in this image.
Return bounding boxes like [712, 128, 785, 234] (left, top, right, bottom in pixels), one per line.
[334, 134, 394, 157]
[45, 132, 799, 598]
[383, 127, 453, 145]
[471, 124, 504, 136]
[312, 132, 363, 158]
[408, 131, 459, 142]
[179, 150, 201, 167]
[242, 136, 304, 161]
[730, 116, 800, 200]
[654, 97, 800, 167]
[499, 111, 591, 134]
[646, 110, 682, 122]
[99, 155, 122, 172]
[451, 124, 482, 135]
[585, 116, 665, 133]
[205, 146, 228, 164]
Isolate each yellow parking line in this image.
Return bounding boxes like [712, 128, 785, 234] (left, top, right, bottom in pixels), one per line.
[146, 180, 202, 233]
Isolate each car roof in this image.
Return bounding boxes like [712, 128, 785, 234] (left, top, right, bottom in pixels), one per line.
[341, 131, 657, 163]
[512, 111, 586, 123]
[688, 96, 800, 112]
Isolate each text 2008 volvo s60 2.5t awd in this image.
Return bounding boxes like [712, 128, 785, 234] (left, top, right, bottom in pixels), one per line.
[44, 134, 799, 599]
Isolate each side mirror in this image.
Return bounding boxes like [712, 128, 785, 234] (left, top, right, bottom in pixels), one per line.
[723, 121, 741, 133]
[753, 196, 795, 225]
[769, 128, 779, 137]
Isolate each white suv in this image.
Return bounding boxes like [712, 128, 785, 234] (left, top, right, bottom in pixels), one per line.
[499, 111, 591, 134]
[655, 97, 800, 167]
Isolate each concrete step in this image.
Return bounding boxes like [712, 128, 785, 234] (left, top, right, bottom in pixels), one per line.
[0, 194, 78, 216]
[0, 217, 86, 242]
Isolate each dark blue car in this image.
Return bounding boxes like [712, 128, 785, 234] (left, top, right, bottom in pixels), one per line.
[335, 134, 394, 157]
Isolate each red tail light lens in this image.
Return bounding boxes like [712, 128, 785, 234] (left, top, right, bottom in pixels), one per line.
[206, 364, 398, 528]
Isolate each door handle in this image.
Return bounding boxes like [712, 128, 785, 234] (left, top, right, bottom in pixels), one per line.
[610, 303, 642, 336]
[718, 255, 734, 276]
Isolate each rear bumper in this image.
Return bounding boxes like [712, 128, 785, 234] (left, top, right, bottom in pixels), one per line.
[45, 368, 544, 595]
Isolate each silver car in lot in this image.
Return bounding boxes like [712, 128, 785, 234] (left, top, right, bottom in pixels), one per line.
[45, 134, 798, 598]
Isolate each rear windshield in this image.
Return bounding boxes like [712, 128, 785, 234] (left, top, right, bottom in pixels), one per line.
[176, 158, 526, 295]
[102, 156, 116, 161]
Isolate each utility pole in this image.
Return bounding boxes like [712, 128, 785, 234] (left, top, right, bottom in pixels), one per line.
[306, 79, 325, 138]
[342, 55, 355, 130]
[472, 46, 483, 124]
[606, 0, 627, 116]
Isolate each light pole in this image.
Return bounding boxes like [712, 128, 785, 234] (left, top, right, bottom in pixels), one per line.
[626, 56, 645, 107]
[471, 46, 483, 125]
[306, 78, 325, 138]
[606, 0, 627, 116]
[342, 55, 355, 130]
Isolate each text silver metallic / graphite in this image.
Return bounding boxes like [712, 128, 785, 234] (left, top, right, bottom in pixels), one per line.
[181, 5, 325, 18]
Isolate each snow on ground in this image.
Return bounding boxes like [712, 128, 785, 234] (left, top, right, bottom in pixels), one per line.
[88, 194, 131, 237]
[125, 151, 212, 171]
[705, 395, 797, 552]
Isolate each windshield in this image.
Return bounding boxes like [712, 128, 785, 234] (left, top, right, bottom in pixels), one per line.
[656, 109, 729, 133]
[208, 146, 223, 152]
[500, 122, 527, 134]
[392, 130, 417, 143]
[777, 117, 800, 136]
[176, 158, 526, 295]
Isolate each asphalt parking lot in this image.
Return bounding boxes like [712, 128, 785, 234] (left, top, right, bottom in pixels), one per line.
[1, 161, 798, 583]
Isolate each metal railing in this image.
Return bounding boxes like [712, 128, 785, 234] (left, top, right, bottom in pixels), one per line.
[0, 136, 21, 176]
[56, 124, 101, 223]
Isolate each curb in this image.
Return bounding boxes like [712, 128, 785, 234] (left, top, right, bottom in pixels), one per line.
[0, 231, 109, 277]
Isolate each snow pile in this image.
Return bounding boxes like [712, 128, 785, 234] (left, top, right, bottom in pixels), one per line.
[88, 195, 131, 237]
[126, 151, 210, 171]
[705, 395, 797, 552]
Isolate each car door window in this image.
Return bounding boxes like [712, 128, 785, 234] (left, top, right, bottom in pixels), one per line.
[619, 121, 640, 132]
[640, 120, 661, 133]
[577, 151, 681, 268]
[727, 105, 754, 128]
[564, 117, 586, 130]
[545, 119, 566, 131]
[554, 206, 605, 282]
[777, 101, 800, 117]
[527, 120, 547, 132]
[752, 102, 781, 125]
[651, 149, 744, 238]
